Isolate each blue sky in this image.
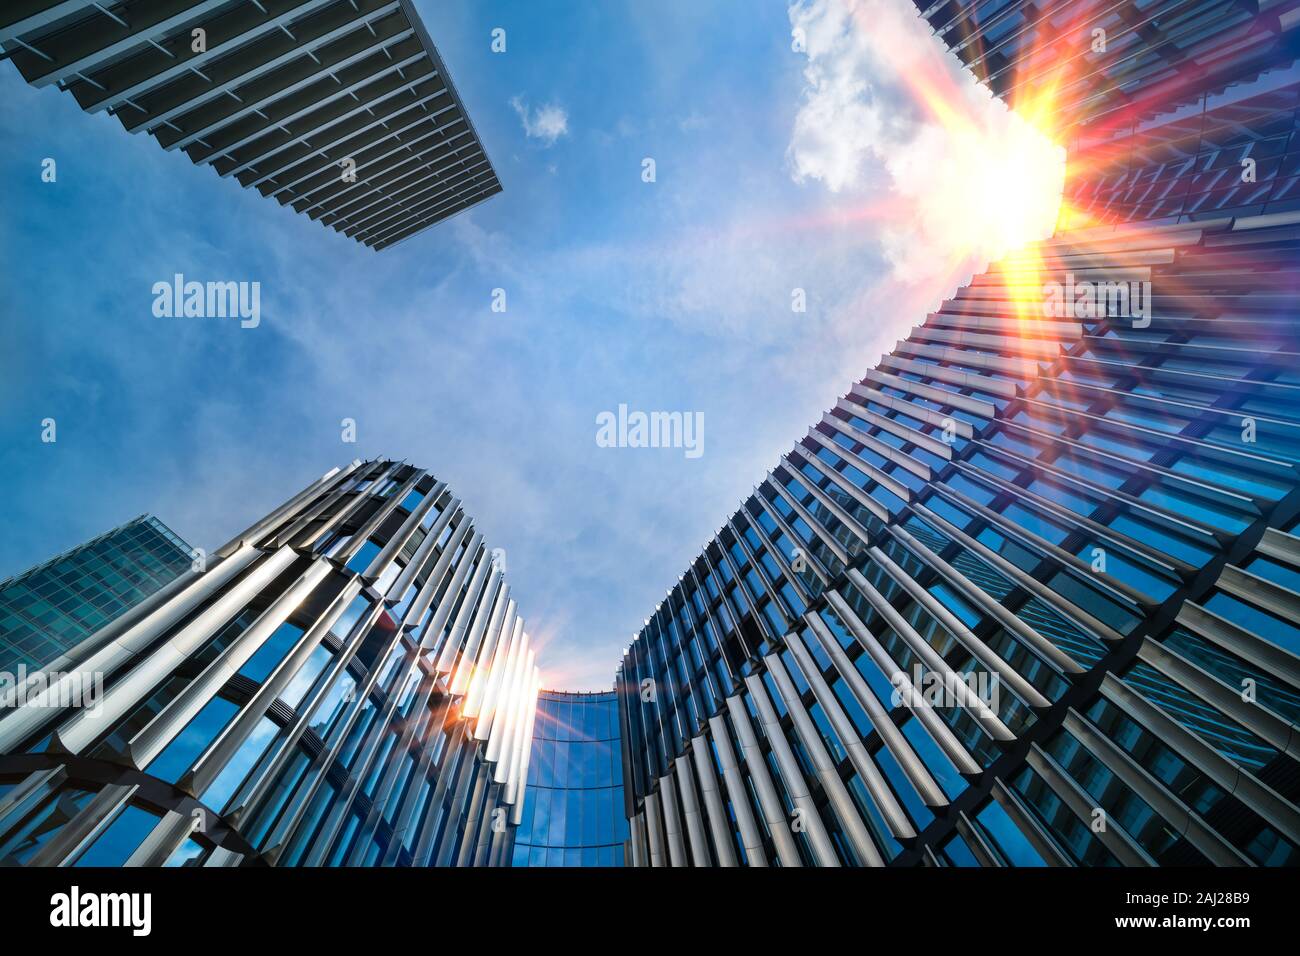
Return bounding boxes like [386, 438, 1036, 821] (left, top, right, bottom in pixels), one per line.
[0, 0, 1060, 689]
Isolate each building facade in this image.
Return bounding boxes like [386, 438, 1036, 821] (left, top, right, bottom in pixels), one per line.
[910, 0, 1300, 227]
[0, 515, 193, 676]
[0, 460, 539, 866]
[615, 0, 1300, 867]
[1, 0, 501, 250]
[510, 690, 628, 866]
[5, 0, 1300, 871]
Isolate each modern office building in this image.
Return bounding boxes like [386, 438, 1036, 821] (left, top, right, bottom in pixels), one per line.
[510, 690, 629, 866]
[5, 0, 1300, 871]
[0, 460, 539, 866]
[617, 213, 1300, 868]
[0, 0, 501, 250]
[614, 1, 1300, 866]
[0, 515, 193, 676]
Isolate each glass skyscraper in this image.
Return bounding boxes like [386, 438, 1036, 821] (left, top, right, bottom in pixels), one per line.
[0, 461, 539, 867]
[613, 0, 1300, 867]
[5, 0, 1300, 872]
[510, 690, 629, 866]
[0, 515, 193, 675]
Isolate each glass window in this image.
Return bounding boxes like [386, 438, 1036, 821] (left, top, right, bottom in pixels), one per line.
[281, 644, 333, 710]
[345, 540, 383, 575]
[1205, 591, 1300, 656]
[164, 838, 207, 867]
[73, 804, 160, 867]
[974, 797, 1046, 867]
[239, 621, 306, 684]
[145, 696, 240, 783]
[202, 715, 279, 811]
[940, 831, 981, 866]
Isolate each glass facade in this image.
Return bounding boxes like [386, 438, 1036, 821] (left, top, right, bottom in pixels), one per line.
[618, 218, 1300, 870]
[615, 1, 1300, 866]
[912, 0, 1300, 226]
[0, 461, 540, 867]
[1064, 59, 1300, 225]
[3, 0, 1299, 873]
[511, 691, 629, 866]
[0, 515, 193, 674]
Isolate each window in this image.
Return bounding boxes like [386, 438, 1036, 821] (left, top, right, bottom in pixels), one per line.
[164, 838, 207, 867]
[145, 696, 240, 783]
[331, 595, 371, 640]
[345, 539, 383, 575]
[281, 644, 333, 709]
[973, 797, 1046, 867]
[202, 715, 280, 810]
[238, 621, 306, 684]
[940, 832, 981, 866]
[73, 804, 161, 867]
[1205, 591, 1300, 656]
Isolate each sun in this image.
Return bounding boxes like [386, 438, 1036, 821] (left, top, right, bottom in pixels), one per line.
[794, 0, 1079, 315]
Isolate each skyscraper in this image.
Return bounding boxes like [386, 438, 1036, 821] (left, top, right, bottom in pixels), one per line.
[510, 690, 629, 866]
[0, 515, 193, 676]
[1, 0, 502, 249]
[0, 460, 539, 866]
[616, 212, 1300, 868]
[614, 0, 1300, 867]
[5, 0, 1300, 874]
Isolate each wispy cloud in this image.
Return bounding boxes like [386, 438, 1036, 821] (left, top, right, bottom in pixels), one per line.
[786, 0, 1063, 286]
[510, 95, 569, 146]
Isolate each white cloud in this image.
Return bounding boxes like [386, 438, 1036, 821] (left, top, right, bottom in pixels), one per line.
[510, 96, 569, 146]
[787, 0, 923, 192]
[786, 0, 1064, 286]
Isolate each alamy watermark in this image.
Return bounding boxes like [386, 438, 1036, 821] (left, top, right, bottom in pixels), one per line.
[50, 887, 151, 936]
[596, 403, 704, 459]
[152, 273, 261, 328]
[1042, 272, 1151, 327]
[0, 666, 104, 715]
[889, 664, 1000, 713]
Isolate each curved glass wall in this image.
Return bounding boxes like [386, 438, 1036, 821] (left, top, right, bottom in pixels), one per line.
[511, 691, 628, 866]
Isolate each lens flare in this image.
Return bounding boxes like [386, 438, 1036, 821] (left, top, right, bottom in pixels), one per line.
[786, 0, 1077, 317]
